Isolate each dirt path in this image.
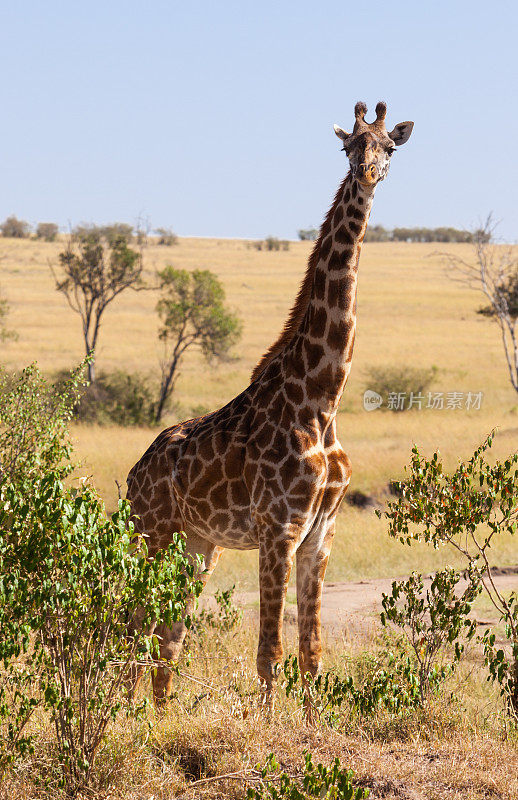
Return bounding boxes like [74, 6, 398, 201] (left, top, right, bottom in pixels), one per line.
[319, 566, 518, 632]
[235, 566, 518, 637]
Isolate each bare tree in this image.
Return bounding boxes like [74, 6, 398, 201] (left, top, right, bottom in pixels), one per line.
[441, 215, 518, 393]
[51, 226, 144, 383]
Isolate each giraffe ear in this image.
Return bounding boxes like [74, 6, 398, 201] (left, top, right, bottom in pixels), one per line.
[388, 121, 414, 146]
[333, 124, 350, 143]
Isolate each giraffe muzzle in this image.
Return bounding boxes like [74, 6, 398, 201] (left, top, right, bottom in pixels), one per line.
[356, 163, 378, 185]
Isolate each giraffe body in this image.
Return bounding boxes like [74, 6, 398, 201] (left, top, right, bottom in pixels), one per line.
[127, 101, 413, 701]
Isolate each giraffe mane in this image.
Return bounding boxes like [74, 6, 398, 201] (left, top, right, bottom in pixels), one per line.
[251, 174, 350, 382]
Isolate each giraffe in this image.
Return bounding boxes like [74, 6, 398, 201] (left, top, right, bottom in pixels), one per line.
[127, 101, 413, 704]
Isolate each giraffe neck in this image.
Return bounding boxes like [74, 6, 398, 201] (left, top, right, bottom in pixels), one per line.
[285, 173, 375, 412]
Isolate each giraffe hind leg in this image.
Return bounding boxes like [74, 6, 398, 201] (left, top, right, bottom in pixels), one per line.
[126, 457, 223, 703]
[151, 531, 223, 704]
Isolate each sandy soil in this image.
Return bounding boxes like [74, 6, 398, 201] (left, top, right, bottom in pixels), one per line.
[233, 566, 518, 640]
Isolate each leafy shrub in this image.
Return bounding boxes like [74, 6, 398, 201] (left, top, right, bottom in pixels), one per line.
[282, 649, 424, 725]
[36, 222, 59, 241]
[381, 568, 480, 702]
[364, 365, 437, 411]
[192, 585, 242, 635]
[0, 362, 85, 484]
[381, 433, 518, 717]
[250, 238, 290, 252]
[0, 362, 84, 773]
[0, 215, 31, 238]
[0, 361, 202, 791]
[155, 227, 178, 246]
[71, 369, 158, 426]
[100, 222, 134, 245]
[482, 597, 518, 721]
[248, 752, 368, 799]
[0, 471, 201, 791]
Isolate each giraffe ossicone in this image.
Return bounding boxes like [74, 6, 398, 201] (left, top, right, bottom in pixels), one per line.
[127, 101, 413, 706]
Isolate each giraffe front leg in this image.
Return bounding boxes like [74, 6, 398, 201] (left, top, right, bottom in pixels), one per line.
[296, 520, 335, 722]
[256, 532, 298, 711]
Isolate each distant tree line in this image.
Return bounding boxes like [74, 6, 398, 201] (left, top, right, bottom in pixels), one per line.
[297, 225, 491, 243]
[364, 225, 491, 243]
[0, 215, 178, 246]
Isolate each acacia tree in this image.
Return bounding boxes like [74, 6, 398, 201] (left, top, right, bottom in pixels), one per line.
[441, 216, 518, 393]
[51, 226, 144, 383]
[154, 267, 242, 423]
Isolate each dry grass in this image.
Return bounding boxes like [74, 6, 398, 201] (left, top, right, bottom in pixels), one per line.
[3, 615, 518, 799]
[1, 235, 517, 590]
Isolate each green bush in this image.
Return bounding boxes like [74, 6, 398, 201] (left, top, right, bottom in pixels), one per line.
[482, 599, 518, 721]
[72, 223, 134, 245]
[381, 568, 480, 703]
[0, 362, 85, 484]
[248, 752, 368, 799]
[381, 433, 518, 718]
[74, 370, 158, 425]
[53, 369, 159, 426]
[0, 361, 203, 791]
[365, 365, 437, 411]
[282, 648, 425, 726]
[191, 585, 242, 636]
[0, 471, 201, 792]
[0, 362, 85, 774]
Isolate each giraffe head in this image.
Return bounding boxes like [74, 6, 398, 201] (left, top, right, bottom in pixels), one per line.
[333, 101, 413, 188]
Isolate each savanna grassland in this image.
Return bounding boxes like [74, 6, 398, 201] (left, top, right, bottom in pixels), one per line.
[2, 233, 518, 799]
[1, 234, 517, 592]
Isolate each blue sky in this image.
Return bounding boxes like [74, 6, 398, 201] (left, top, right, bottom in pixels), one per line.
[1, 0, 517, 239]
